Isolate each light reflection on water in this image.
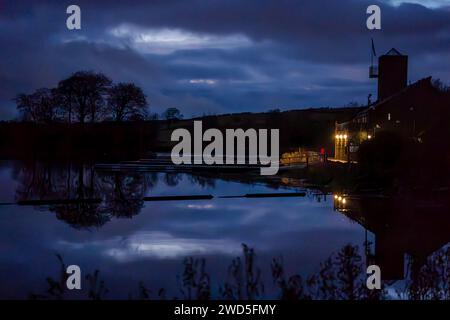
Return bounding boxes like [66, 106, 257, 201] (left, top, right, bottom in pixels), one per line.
[0, 161, 367, 299]
[1, 160, 450, 299]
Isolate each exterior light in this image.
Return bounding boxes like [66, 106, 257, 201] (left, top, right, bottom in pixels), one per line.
[335, 134, 339, 139]
[342, 198, 346, 204]
[343, 134, 348, 139]
[334, 195, 338, 199]
[338, 196, 342, 201]
[368, 135, 372, 140]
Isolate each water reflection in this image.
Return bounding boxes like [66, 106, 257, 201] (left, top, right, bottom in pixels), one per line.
[334, 194, 450, 283]
[2, 161, 450, 299]
[12, 161, 219, 228]
[120, 191, 450, 301]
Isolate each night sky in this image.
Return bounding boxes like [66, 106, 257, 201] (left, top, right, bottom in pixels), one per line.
[0, 0, 449, 119]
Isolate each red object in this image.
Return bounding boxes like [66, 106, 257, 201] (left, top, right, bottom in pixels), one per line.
[320, 148, 325, 155]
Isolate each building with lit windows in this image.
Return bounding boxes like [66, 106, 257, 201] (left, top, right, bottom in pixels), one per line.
[334, 48, 450, 162]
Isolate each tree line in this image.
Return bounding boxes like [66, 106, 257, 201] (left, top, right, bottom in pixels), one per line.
[15, 70, 184, 123]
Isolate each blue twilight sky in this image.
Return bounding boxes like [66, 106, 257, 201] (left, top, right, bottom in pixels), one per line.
[0, 0, 449, 119]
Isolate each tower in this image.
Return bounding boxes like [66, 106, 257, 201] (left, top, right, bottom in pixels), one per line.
[377, 48, 408, 101]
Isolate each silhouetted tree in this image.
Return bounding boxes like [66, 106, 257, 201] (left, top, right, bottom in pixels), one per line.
[15, 88, 61, 123]
[97, 171, 147, 218]
[57, 71, 111, 123]
[14, 161, 109, 229]
[164, 172, 182, 186]
[432, 79, 450, 93]
[148, 113, 159, 120]
[107, 83, 148, 121]
[162, 107, 183, 121]
[163, 107, 183, 128]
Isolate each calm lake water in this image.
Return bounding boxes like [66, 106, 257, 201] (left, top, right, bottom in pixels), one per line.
[13, 158, 450, 302]
[0, 160, 372, 299]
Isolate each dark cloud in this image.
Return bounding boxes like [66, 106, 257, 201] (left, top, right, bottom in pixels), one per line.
[0, 0, 449, 119]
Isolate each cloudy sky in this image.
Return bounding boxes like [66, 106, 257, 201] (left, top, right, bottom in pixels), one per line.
[0, 0, 449, 119]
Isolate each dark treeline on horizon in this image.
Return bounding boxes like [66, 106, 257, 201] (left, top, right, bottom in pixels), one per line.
[1, 69, 370, 161]
[12, 70, 369, 125]
[15, 71, 153, 124]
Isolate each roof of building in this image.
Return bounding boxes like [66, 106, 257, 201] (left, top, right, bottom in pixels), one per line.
[384, 48, 404, 56]
[354, 76, 434, 118]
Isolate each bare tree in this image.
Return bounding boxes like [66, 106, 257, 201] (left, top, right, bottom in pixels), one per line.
[432, 79, 450, 93]
[162, 107, 183, 128]
[57, 71, 111, 123]
[15, 88, 61, 123]
[107, 83, 148, 122]
[162, 107, 183, 121]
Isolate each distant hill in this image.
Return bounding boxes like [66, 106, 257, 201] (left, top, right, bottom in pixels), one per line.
[157, 107, 363, 153]
[0, 107, 362, 160]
